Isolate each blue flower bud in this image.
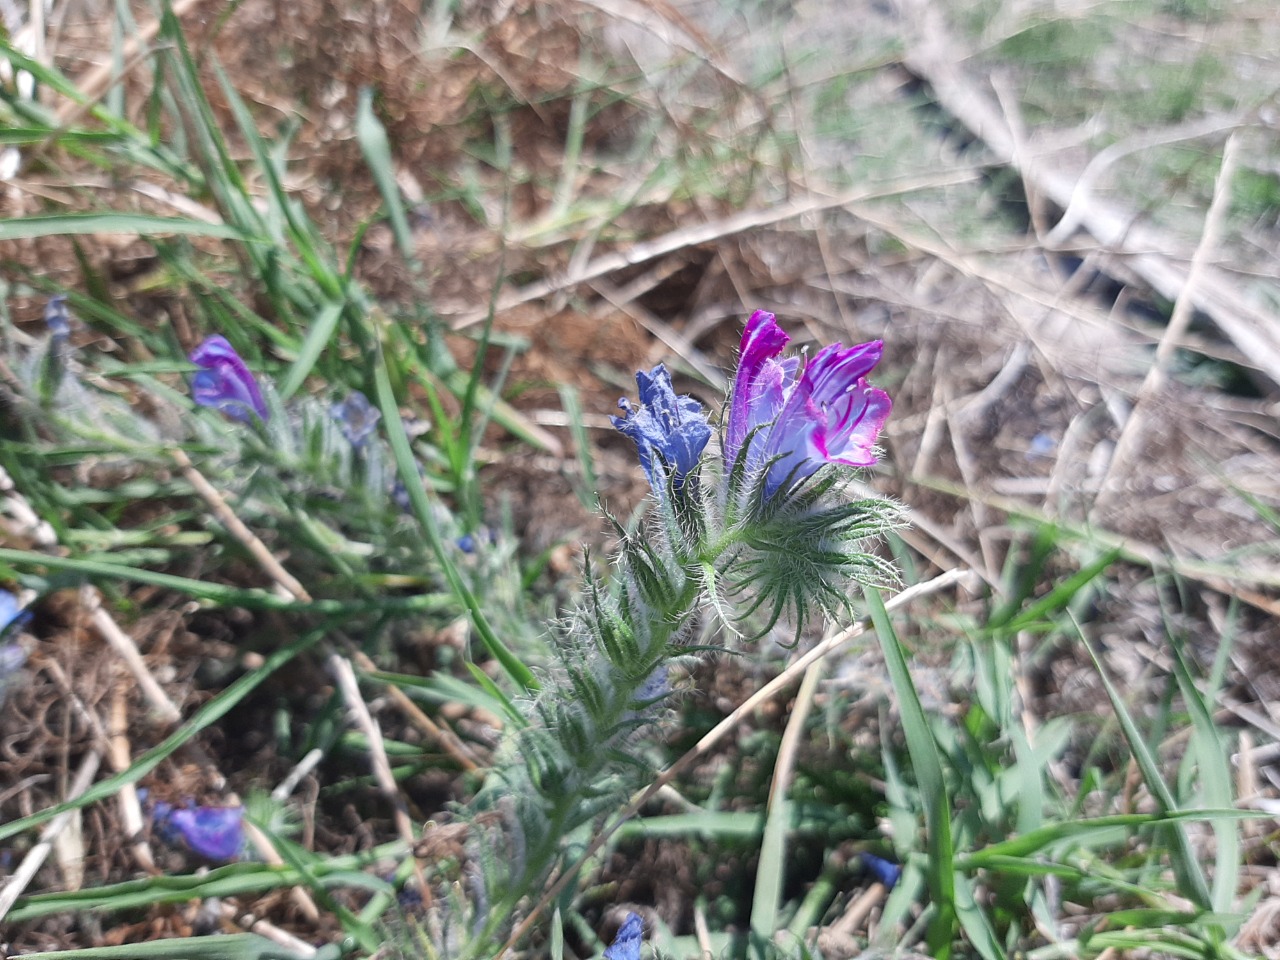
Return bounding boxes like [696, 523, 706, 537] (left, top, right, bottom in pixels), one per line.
[330, 390, 381, 447]
[611, 365, 710, 496]
[151, 799, 245, 861]
[44, 296, 72, 343]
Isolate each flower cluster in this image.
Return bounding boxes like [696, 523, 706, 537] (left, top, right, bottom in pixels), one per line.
[473, 311, 897, 946]
[725, 309, 891, 498]
[613, 309, 891, 504]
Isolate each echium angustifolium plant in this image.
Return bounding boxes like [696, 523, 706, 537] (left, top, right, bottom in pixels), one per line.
[458, 310, 901, 950]
[3, 298, 483, 592]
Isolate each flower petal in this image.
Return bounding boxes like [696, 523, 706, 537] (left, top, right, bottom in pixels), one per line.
[724, 312, 891, 499]
[817, 383, 892, 468]
[190, 335, 269, 423]
[726, 310, 790, 465]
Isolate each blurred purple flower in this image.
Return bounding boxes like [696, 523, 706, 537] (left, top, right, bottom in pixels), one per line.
[0, 591, 27, 697]
[611, 365, 710, 495]
[330, 390, 381, 447]
[44, 295, 71, 343]
[151, 799, 245, 861]
[635, 665, 669, 705]
[190, 335, 268, 424]
[862, 853, 902, 890]
[603, 912, 643, 960]
[725, 310, 891, 498]
[0, 590, 25, 634]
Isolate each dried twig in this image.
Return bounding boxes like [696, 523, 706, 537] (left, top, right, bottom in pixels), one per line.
[441, 169, 984, 329]
[0, 750, 101, 921]
[896, 2, 1280, 386]
[84, 587, 182, 726]
[1092, 133, 1241, 515]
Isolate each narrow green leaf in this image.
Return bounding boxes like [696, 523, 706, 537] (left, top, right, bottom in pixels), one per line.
[278, 302, 344, 399]
[0, 214, 241, 241]
[1077, 624, 1213, 909]
[750, 663, 822, 942]
[21, 934, 337, 960]
[867, 587, 957, 959]
[9, 842, 403, 922]
[356, 87, 414, 261]
[1168, 633, 1239, 914]
[1000, 548, 1120, 635]
[372, 341, 537, 694]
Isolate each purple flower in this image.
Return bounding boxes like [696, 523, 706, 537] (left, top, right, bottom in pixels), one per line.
[330, 390, 381, 447]
[611, 365, 710, 494]
[603, 912, 643, 960]
[190, 335, 269, 424]
[725, 310, 891, 498]
[152, 799, 245, 861]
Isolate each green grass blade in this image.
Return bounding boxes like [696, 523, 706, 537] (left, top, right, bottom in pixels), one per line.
[0, 547, 445, 615]
[279, 301, 345, 399]
[867, 587, 957, 959]
[1167, 632, 1238, 914]
[8, 841, 403, 921]
[750, 662, 822, 943]
[998, 547, 1119, 636]
[557, 383, 599, 510]
[21, 935, 340, 960]
[356, 87, 414, 261]
[1076, 623, 1213, 909]
[0, 214, 242, 241]
[371, 343, 537, 694]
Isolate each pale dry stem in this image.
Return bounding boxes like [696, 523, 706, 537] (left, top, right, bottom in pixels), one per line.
[1092, 132, 1242, 516]
[0, 749, 101, 922]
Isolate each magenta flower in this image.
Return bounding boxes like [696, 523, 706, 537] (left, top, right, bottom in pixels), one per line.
[725, 310, 891, 498]
[612, 364, 710, 495]
[190, 335, 269, 423]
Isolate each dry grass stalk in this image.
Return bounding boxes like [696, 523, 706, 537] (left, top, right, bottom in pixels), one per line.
[896, 0, 1280, 387]
[0, 750, 102, 921]
[86, 588, 182, 727]
[1092, 132, 1242, 515]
